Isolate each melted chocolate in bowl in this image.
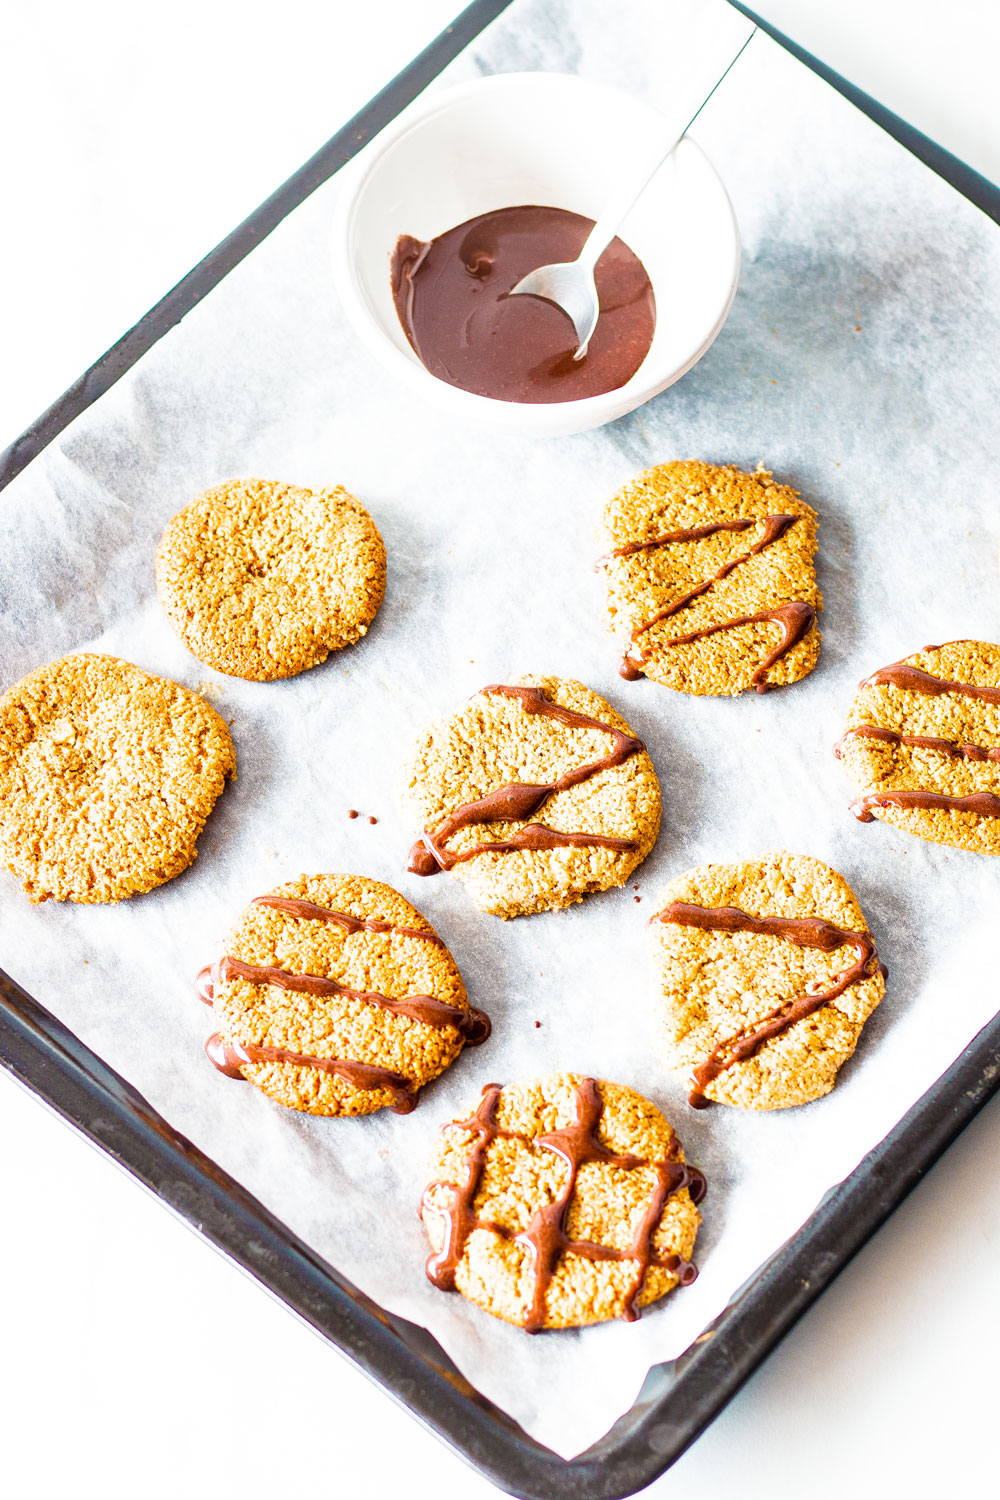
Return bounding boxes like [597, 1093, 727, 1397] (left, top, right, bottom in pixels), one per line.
[390, 205, 656, 404]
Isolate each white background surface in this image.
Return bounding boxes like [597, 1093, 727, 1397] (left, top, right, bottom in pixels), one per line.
[1, 2, 999, 1496]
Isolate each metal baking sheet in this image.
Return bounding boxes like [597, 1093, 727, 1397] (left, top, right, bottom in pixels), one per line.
[2, 2, 999, 1494]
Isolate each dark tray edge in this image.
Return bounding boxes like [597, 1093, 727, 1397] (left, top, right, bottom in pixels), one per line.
[2, 3, 999, 1497]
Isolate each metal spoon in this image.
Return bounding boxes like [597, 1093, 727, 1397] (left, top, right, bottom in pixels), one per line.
[508, 28, 757, 360]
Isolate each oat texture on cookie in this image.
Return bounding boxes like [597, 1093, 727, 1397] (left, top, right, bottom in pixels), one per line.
[400, 676, 661, 918]
[200, 874, 489, 1117]
[0, 653, 235, 904]
[838, 639, 1000, 855]
[598, 460, 821, 695]
[155, 477, 386, 680]
[420, 1073, 704, 1331]
[650, 851, 886, 1110]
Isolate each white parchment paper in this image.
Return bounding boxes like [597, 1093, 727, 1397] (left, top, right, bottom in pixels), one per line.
[2, 0, 1000, 1460]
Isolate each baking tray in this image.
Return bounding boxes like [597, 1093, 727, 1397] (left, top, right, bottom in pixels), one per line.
[2, 3, 999, 1495]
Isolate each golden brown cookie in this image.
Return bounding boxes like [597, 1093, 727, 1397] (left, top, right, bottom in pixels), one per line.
[200, 873, 489, 1117]
[598, 460, 822, 694]
[0, 652, 235, 904]
[650, 851, 886, 1110]
[155, 477, 386, 680]
[401, 676, 661, 918]
[420, 1073, 704, 1331]
[837, 639, 1000, 855]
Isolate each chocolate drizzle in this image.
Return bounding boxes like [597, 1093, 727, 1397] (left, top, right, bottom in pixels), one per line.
[859, 659, 1000, 705]
[850, 788, 1000, 823]
[651, 902, 885, 1108]
[836, 724, 1000, 763]
[663, 602, 817, 693]
[614, 513, 816, 688]
[218, 955, 490, 1040]
[845, 654, 1000, 827]
[409, 684, 644, 875]
[204, 1030, 417, 1113]
[200, 893, 489, 1111]
[597, 517, 754, 566]
[250, 894, 446, 945]
[195, 963, 215, 1005]
[422, 1078, 704, 1331]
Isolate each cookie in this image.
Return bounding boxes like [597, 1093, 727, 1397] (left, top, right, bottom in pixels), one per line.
[598, 460, 821, 694]
[401, 676, 661, 918]
[837, 640, 1000, 855]
[0, 652, 235, 904]
[650, 851, 886, 1110]
[155, 477, 386, 680]
[199, 874, 489, 1116]
[420, 1073, 704, 1331]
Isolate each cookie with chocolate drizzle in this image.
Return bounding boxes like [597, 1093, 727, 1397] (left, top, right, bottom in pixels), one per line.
[837, 640, 1000, 855]
[400, 676, 661, 917]
[650, 852, 886, 1110]
[200, 873, 489, 1116]
[598, 460, 821, 695]
[420, 1074, 704, 1331]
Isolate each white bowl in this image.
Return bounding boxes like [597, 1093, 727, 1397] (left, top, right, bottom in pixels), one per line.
[332, 72, 740, 438]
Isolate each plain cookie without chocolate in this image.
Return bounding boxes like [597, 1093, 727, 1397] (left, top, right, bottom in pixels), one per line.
[0, 652, 235, 904]
[155, 477, 386, 680]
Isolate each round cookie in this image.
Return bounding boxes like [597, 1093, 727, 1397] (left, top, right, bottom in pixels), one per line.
[650, 851, 886, 1110]
[155, 477, 386, 680]
[837, 639, 1000, 855]
[400, 675, 661, 918]
[598, 460, 822, 695]
[420, 1073, 704, 1331]
[200, 873, 489, 1117]
[0, 653, 235, 904]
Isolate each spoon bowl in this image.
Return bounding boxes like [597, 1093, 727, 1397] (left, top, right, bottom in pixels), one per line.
[332, 72, 741, 437]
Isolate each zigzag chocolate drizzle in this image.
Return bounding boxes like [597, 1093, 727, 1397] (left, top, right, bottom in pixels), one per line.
[421, 1078, 705, 1331]
[409, 684, 644, 876]
[845, 653, 1000, 825]
[199, 894, 489, 1112]
[651, 902, 885, 1108]
[614, 513, 816, 688]
[657, 601, 817, 693]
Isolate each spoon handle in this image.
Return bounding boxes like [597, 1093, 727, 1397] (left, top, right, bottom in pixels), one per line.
[576, 26, 757, 274]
